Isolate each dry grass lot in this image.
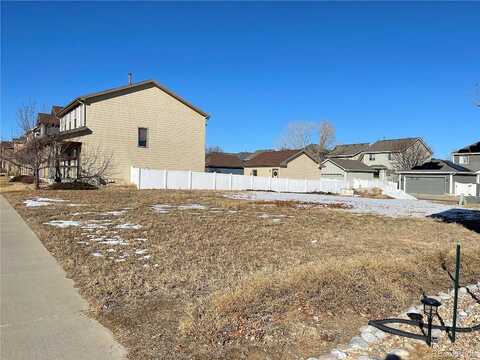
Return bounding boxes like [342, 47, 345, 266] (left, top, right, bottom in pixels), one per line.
[3, 188, 480, 359]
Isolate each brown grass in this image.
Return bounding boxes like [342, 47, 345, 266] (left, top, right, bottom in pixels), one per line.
[3, 188, 480, 359]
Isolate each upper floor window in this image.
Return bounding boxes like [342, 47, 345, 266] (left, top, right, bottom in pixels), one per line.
[459, 155, 469, 165]
[369, 154, 376, 161]
[138, 127, 148, 148]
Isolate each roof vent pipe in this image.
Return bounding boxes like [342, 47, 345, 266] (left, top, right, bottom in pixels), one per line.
[128, 72, 133, 85]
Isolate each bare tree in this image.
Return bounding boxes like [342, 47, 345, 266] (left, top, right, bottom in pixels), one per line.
[391, 140, 431, 171]
[206, 145, 224, 154]
[316, 121, 336, 162]
[77, 145, 114, 185]
[0, 101, 53, 189]
[277, 121, 316, 150]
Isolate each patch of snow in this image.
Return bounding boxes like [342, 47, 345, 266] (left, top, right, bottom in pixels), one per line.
[134, 238, 147, 242]
[135, 249, 148, 255]
[91, 252, 103, 257]
[141, 255, 151, 260]
[44, 220, 81, 228]
[35, 197, 66, 202]
[115, 223, 142, 230]
[226, 191, 469, 219]
[272, 219, 282, 223]
[99, 239, 127, 245]
[151, 204, 174, 213]
[99, 210, 127, 216]
[178, 204, 207, 210]
[114, 259, 126, 263]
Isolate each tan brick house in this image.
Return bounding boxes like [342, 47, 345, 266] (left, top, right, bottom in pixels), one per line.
[56, 80, 209, 183]
[243, 149, 321, 179]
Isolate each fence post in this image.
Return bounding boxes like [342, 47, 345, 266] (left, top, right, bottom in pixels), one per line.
[188, 170, 192, 190]
[250, 175, 254, 190]
[138, 167, 142, 189]
[451, 242, 461, 342]
[164, 170, 168, 190]
[213, 172, 217, 190]
[229, 173, 233, 190]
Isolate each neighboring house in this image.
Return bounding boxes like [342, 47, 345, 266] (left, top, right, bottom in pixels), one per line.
[451, 141, 480, 173]
[0, 141, 14, 174]
[205, 152, 244, 175]
[361, 138, 432, 173]
[326, 137, 432, 181]
[55, 79, 209, 183]
[319, 158, 377, 181]
[243, 149, 320, 179]
[327, 143, 370, 160]
[397, 159, 479, 196]
[35, 106, 62, 138]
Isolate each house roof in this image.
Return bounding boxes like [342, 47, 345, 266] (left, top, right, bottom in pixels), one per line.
[454, 141, 480, 154]
[398, 159, 474, 174]
[244, 149, 313, 167]
[328, 143, 370, 157]
[368, 137, 425, 153]
[323, 158, 377, 172]
[37, 113, 59, 126]
[57, 80, 209, 119]
[205, 152, 244, 169]
[0, 141, 13, 149]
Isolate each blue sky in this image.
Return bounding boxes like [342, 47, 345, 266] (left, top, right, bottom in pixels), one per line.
[1, 2, 479, 158]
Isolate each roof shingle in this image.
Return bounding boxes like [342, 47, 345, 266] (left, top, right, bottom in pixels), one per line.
[205, 152, 244, 169]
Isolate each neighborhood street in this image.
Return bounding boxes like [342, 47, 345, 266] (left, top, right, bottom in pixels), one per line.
[0, 195, 125, 360]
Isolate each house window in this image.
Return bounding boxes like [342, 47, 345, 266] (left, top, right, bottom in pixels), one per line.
[252, 169, 257, 176]
[138, 127, 148, 148]
[369, 154, 376, 161]
[459, 156, 469, 165]
[74, 116, 77, 129]
[388, 153, 393, 160]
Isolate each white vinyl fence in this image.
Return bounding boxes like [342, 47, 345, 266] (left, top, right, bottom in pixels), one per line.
[130, 167, 411, 198]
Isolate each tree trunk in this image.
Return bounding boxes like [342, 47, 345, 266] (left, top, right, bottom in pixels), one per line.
[34, 168, 40, 190]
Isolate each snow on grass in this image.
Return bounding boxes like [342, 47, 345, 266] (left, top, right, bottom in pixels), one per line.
[115, 223, 142, 230]
[44, 220, 81, 228]
[99, 210, 128, 216]
[135, 249, 148, 255]
[226, 191, 472, 219]
[151, 204, 174, 213]
[91, 252, 103, 257]
[24, 197, 67, 207]
[178, 204, 207, 210]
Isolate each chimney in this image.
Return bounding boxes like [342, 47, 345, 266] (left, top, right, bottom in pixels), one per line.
[128, 72, 133, 85]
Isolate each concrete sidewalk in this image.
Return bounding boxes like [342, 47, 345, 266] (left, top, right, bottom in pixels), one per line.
[0, 195, 126, 360]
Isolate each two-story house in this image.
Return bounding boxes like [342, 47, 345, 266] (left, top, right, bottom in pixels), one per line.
[397, 140, 479, 196]
[55, 79, 209, 183]
[320, 137, 432, 181]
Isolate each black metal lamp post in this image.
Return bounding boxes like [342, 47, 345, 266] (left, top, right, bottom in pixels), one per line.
[421, 296, 442, 346]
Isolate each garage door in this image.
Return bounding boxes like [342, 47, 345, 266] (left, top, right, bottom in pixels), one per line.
[405, 176, 447, 195]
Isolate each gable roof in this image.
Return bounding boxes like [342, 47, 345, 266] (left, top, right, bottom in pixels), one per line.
[328, 143, 370, 157]
[398, 159, 474, 174]
[205, 152, 244, 169]
[244, 149, 316, 167]
[58, 80, 209, 119]
[322, 158, 377, 172]
[368, 137, 429, 153]
[454, 141, 480, 154]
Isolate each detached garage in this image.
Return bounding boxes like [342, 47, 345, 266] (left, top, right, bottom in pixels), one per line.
[398, 159, 478, 196]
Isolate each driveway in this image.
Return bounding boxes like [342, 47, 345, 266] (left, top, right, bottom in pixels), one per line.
[0, 195, 126, 360]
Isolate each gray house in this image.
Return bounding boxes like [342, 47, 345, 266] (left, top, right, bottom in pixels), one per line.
[397, 158, 479, 196]
[319, 158, 377, 181]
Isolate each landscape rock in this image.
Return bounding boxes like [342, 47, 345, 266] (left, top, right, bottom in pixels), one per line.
[330, 349, 347, 359]
[349, 336, 369, 350]
[361, 331, 378, 343]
